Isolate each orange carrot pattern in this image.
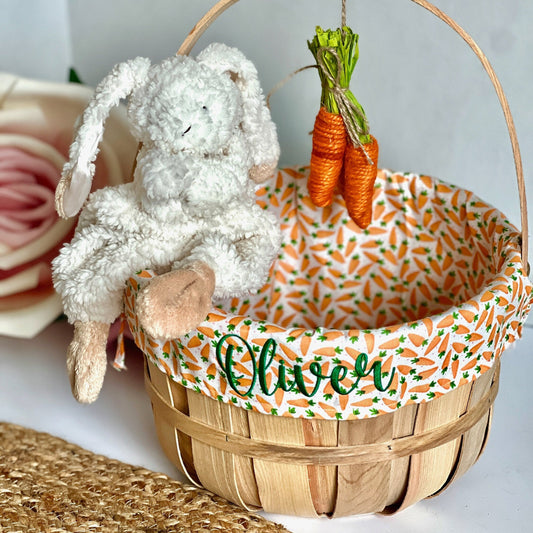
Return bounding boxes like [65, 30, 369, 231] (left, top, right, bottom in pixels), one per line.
[123, 166, 531, 421]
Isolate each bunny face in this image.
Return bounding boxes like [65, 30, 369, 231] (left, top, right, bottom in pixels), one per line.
[56, 44, 280, 220]
[128, 56, 242, 155]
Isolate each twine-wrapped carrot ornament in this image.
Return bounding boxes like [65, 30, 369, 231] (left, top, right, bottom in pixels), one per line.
[308, 26, 378, 229]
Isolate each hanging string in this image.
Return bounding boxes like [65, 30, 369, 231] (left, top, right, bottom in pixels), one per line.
[342, 0, 347, 28]
[266, 65, 317, 109]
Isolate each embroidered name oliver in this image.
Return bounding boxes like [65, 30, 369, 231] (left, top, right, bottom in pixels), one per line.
[215, 334, 396, 398]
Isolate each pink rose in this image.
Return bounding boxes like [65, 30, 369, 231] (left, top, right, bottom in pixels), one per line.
[0, 146, 58, 249]
[0, 73, 137, 337]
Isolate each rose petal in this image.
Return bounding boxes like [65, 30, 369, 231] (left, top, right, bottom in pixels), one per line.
[0, 262, 51, 297]
[0, 185, 41, 209]
[0, 224, 74, 280]
[0, 218, 55, 248]
[0, 292, 62, 338]
[0, 217, 73, 269]
[0, 144, 59, 248]
[0, 214, 31, 232]
[0, 183, 55, 219]
[8, 202, 55, 221]
[0, 170, 37, 184]
[0, 147, 61, 188]
[0, 285, 56, 312]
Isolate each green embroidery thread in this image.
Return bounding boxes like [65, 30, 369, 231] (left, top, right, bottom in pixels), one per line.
[216, 334, 396, 399]
[215, 334, 257, 397]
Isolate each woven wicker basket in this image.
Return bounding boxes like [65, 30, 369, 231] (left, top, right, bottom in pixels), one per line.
[136, 0, 530, 518]
[144, 357, 500, 516]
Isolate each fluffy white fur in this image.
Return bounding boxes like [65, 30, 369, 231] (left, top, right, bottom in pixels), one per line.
[53, 43, 281, 325]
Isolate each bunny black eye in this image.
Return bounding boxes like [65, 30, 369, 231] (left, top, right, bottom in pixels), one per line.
[202, 105, 208, 111]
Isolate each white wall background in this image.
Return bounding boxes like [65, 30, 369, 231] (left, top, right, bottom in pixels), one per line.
[1, 0, 532, 262]
[0, 0, 71, 80]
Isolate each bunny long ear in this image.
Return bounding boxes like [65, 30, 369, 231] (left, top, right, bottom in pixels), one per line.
[197, 43, 280, 175]
[55, 57, 151, 219]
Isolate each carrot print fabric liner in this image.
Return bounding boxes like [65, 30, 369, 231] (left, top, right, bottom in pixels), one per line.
[125, 167, 532, 420]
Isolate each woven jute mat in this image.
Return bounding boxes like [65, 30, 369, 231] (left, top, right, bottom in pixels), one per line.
[0, 422, 290, 532]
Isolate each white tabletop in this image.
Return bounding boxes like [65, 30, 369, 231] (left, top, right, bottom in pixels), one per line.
[0, 320, 531, 533]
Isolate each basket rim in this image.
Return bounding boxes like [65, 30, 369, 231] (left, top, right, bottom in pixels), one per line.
[126, 167, 531, 422]
[144, 356, 499, 465]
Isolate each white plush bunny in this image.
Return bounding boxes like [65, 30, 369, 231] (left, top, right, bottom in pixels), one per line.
[53, 43, 281, 404]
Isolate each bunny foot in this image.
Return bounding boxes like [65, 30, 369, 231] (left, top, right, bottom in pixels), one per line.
[136, 262, 216, 340]
[249, 162, 277, 184]
[67, 321, 110, 404]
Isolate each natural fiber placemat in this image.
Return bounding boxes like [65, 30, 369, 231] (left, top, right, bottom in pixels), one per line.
[0, 422, 290, 532]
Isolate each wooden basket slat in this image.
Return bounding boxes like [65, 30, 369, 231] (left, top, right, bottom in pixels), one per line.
[187, 389, 251, 508]
[384, 403, 418, 512]
[247, 411, 318, 517]
[395, 379, 474, 511]
[166, 367, 200, 485]
[333, 414, 394, 516]
[230, 405, 262, 509]
[477, 362, 499, 460]
[302, 419, 338, 515]
[477, 405, 494, 459]
[431, 362, 498, 496]
[146, 360, 201, 487]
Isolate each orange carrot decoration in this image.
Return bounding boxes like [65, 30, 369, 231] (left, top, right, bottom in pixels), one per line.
[309, 107, 346, 207]
[343, 135, 379, 228]
[308, 26, 379, 229]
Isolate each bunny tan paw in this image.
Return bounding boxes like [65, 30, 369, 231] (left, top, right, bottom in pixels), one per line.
[249, 162, 277, 184]
[135, 262, 215, 340]
[67, 321, 110, 404]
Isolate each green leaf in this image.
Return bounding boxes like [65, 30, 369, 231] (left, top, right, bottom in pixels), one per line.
[68, 67, 83, 84]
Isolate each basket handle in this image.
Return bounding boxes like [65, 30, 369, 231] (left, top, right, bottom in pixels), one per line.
[177, 0, 528, 268]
